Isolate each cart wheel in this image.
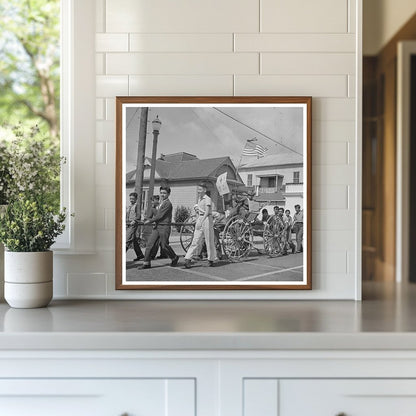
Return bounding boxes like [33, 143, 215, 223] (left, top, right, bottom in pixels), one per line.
[222, 216, 253, 262]
[263, 217, 285, 257]
[180, 217, 195, 252]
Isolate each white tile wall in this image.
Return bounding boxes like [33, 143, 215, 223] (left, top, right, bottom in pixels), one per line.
[95, 0, 105, 32]
[96, 142, 106, 164]
[96, 75, 128, 97]
[130, 34, 233, 52]
[348, 75, 357, 98]
[129, 75, 233, 96]
[313, 121, 355, 141]
[67, 273, 107, 296]
[313, 185, 349, 209]
[313, 165, 356, 185]
[106, 53, 259, 75]
[261, 0, 348, 33]
[312, 210, 355, 230]
[95, 98, 104, 120]
[235, 75, 348, 97]
[96, 34, 129, 52]
[95, 53, 105, 75]
[105, 98, 116, 120]
[235, 34, 356, 53]
[106, 0, 259, 33]
[313, 142, 349, 165]
[312, 99, 355, 121]
[261, 53, 355, 75]
[313, 230, 355, 251]
[58, 0, 360, 300]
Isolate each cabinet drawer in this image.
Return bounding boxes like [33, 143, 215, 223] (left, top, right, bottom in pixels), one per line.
[280, 380, 416, 416]
[0, 379, 195, 416]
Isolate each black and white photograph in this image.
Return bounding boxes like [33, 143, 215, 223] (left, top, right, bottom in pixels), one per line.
[116, 97, 311, 290]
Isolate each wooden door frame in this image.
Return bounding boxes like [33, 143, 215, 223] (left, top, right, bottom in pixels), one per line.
[396, 41, 416, 282]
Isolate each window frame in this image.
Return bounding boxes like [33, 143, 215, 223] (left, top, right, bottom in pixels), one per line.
[247, 173, 253, 187]
[293, 171, 300, 184]
[53, 0, 96, 253]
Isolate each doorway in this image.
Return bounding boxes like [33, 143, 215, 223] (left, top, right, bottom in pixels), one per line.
[397, 41, 416, 283]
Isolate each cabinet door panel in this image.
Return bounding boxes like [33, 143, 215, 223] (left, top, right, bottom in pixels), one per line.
[0, 379, 195, 416]
[244, 379, 279, 416]
[280, 380, 416, 416]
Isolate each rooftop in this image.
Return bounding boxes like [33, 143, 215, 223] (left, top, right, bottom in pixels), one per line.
[240, 153, 303, 169]
[126, 153, 243, 184]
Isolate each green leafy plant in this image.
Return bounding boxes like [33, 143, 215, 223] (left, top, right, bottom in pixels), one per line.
[0, 124, 67, 251]
[174, 205, 191, 232]
[0, 196, 66, 252]
[0, 140, 12, 205]
[0, 124, 61, 210]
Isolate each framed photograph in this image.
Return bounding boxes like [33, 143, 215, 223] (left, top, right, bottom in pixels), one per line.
[116, 97, 311, 290]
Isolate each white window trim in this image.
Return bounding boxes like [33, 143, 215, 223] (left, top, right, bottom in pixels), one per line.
[396, 41, 416, 283]
[53, 0, 96, 254]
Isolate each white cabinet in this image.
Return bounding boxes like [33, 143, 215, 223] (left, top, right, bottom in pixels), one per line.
[281, 380, 416, 416]
[1, 350, 416, 415]
[0, 353, 217, 416]
[0, 379, 195, 416]
[240, 379, 416, 416]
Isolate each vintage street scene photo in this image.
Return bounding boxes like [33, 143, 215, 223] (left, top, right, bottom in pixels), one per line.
[117, 99, 311, 289]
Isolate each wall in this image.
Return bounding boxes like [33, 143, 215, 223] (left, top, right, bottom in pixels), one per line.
[364, 0, 416, 55]
[362, 13, 416, 282]
[241, 166, 304, 187]
[53, 0, 361, 300]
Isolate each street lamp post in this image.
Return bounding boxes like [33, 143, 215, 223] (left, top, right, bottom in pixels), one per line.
[146, 115, 162, 217]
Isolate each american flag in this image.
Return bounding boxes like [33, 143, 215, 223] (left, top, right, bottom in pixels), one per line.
[242, 140, 268, 158]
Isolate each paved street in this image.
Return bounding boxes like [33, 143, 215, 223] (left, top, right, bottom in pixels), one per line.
[126, 235, 303, 283]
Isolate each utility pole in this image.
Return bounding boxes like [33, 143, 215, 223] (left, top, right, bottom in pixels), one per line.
[134, 107, 148, 221]
[146, 115, 162, 217]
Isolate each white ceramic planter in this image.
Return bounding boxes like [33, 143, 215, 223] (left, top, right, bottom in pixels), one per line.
[0, 205, 7, 302]
[4, 251, 53, 308]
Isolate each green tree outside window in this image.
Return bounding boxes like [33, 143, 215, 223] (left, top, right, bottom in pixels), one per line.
[0, 0, 60, 140]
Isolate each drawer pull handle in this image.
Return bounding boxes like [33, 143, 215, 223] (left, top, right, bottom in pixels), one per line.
[336, 413, 347, 416]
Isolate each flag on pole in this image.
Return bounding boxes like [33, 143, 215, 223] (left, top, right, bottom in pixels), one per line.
[242, 140, 268, 158]
[242, 140, 257, 156]
[255, 143, 268, 158]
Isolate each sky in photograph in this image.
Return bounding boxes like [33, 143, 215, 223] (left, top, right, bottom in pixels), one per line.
[125, 106, 304, 172]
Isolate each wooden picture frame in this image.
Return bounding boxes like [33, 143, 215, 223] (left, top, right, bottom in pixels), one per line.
[116, 97, 312, 290]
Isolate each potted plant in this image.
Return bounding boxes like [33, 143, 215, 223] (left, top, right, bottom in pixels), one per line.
[0, 198, 66, 308]
[0, 134, 13, 301]
[0, 125, 66, 308]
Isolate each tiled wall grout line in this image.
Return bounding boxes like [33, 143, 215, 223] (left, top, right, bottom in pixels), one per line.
[233, 74, 236, 96]
[347, 0, 351, 33]
[103, 0, 106, 33]
[347, 142, 350, 164]
[347, 185, 350, 210]
[259, 0, 262, 33]
[259, 53, 262, 75]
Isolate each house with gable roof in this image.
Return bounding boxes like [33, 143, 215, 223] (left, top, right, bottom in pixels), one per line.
[126, 152, 245, 216]
[238, 153, 304, 209]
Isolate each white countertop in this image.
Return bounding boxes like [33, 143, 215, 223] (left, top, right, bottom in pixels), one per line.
[1, 282, 416, 351]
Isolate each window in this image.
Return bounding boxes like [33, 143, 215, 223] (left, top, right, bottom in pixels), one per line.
[293, 171, 300, 184]
[247, 174, 253, 187]
[0, 1, 60, 208]
[259, 176, 276, 188]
